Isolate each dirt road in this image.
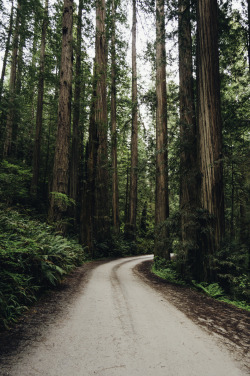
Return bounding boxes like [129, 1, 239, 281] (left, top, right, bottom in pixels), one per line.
[0, 256, 248, 375]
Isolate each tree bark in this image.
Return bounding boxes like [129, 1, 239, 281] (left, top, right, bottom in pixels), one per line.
[154, 0, 169, 259]
[178, 0, 199, 277]
[31, 0, 49, 197]
[94, 0, 110, 246]
[80, 63, 98, 256]
[0, 0, 14, 100]
[48, 0, 73, 233]
[3, 0, 21, 158]
[69, 0, 83, 213]
[111, 0, 120, 233]
[197, 0, 225, 281]
[126, 0, 138, 241]
[248, 0, 250, 72]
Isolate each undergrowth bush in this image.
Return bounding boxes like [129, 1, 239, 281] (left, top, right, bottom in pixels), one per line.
[0, 160, 32, 204]
[0, 205, 86, 330]
[152, 256, 250, 311]
[152, 256, 185, 285]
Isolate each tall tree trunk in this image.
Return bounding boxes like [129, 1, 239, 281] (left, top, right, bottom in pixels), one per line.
[48, 0, 73, 233]
[3, 0, 21, 158]
[111, 0, 119, 233]
[197, 0, 225, 282]
[31, 0, 49, 197]
[0, 0, 14, 100]
[80, 60, 98, 256]
[69, 0, 83, 213]
[248, 0, 250, 72]
[94, 0, 110, 246]
[178, 0, 198, 278]
[126, 0, 138, 241]
[154, 0, 169, 259]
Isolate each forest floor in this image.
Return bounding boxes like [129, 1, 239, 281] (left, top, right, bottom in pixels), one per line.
[0, 256, 249, 375]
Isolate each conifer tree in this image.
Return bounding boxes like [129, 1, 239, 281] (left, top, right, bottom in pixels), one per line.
[111, 0, 120, 232]
[49, 0, 73, 232]
[197, 0, 225, 281]
[31, 0, 49, 197]
[126, 0, 138, 241]
[154, 0, 169, 259]
[178, 0, 198, 278]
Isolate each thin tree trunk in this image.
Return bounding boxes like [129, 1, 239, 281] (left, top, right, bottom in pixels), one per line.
[248, 0, 250, 72]
[80, 63, 98, 256]
[48, 0, 73, 233]
[3, 0, 21, 158]
[154, 0, 169, 259]
[111, 0, 119, 232]
[0, 0, 14, 100]
[94, 0, 110, 246]
[124, 164, 129, 224]
[178, 0, 198, 278]
[230, 155, 235, 240]
[197, 0, 225, 282]
[31, 0, 49, 197]
[126, 0, 138, 240]
[69, 0, 83, 212]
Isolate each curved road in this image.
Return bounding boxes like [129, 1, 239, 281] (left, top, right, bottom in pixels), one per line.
[4, 256, 247, 375]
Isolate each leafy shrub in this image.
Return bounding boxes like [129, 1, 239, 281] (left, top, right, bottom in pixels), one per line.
[213, 241, 250, 301]
[0, 205, 86, 330]
[152, 256, 185, 285]
[192, 281, 225, 298]
[0, 160, 32, 204]
[192, 280, 250, 311]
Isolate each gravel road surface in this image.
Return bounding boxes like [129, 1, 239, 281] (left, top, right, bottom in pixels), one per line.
[0, 255, 248, 375]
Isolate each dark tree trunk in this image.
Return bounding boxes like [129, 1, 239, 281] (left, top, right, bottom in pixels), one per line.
[69, 0, 83, 215]
[248, 0, 250, 71]
[126, 0, 138, 241]
[3, 0, 21, 158]
[48, 0, 73, 233]
[197, 0, 225, 281]
[154, 0, 169, 259]
[111, 0, 119, 233]
[94, 0, 110, 246]
[0, 0, 14, 100]
[80, 64, 98, 257]
[178, 0, 199, 278]
[31, 0, 49, 197]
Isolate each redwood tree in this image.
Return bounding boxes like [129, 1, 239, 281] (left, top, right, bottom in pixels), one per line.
[94, 0, 110, 245]
[111, 0, 120, 232]
[154, 0, 169, 259]
[69, 0, 83, 213]
[178, 0, 198, 277]
[126, 0, 138, 241]
[3, 0, 21, 157]
[197, 0, 225, 281]
[0, 0, 14, 101]
[48, 0, 73, 232]
[31, 0, 49, 197]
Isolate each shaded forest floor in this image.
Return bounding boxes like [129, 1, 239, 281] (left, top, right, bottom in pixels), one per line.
[0, 258, 249, 373]
[134, 260, 250, 372]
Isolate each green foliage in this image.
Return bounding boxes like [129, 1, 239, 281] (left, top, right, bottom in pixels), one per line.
[0, 160, 32, 204]
[192, 281, 250, 312]
[136, 237, 154, 255]
[152, 256, 185, 285]
[213, 241, 250, 302]
[192, 281, 225, 298]
[50, 191, 76, 208]
[0, 205, 86, 330]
